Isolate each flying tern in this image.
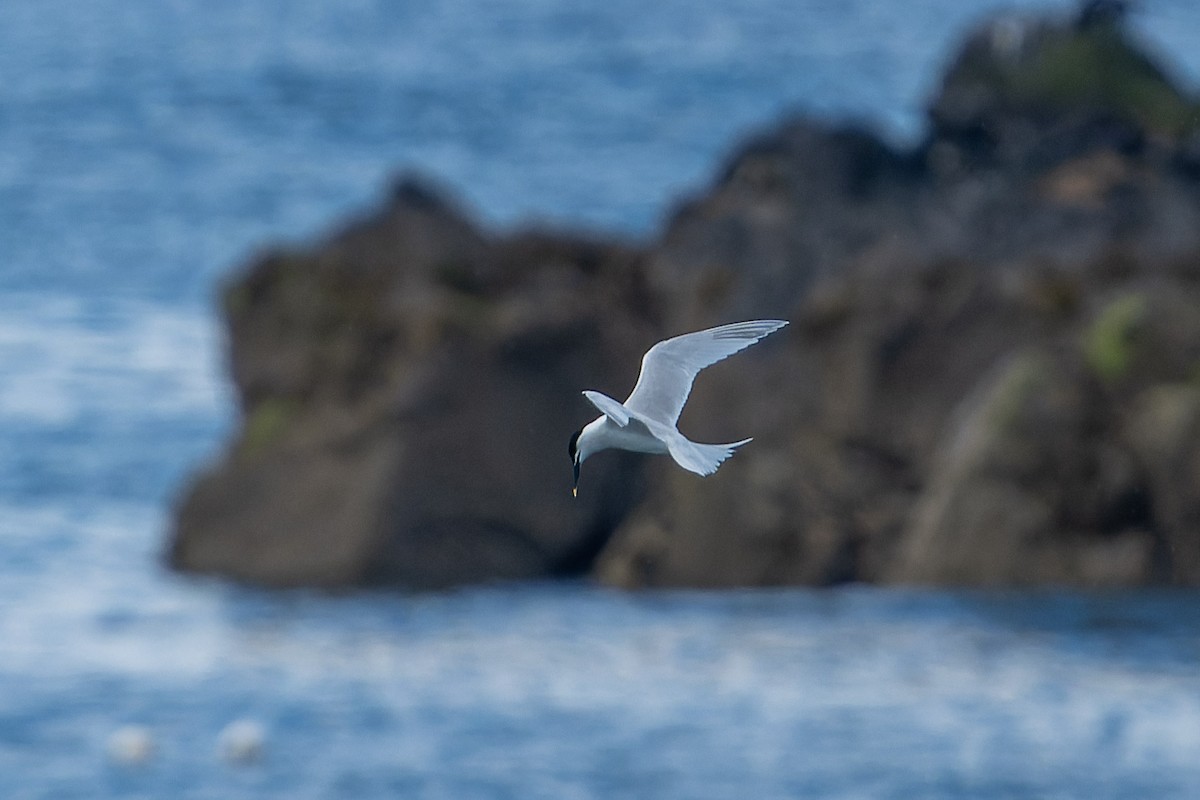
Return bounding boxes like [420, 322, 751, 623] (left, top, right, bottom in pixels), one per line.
[569, 319, 788, 495]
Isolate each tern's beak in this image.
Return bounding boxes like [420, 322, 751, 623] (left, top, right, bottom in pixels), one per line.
[572, 459, 580, 498]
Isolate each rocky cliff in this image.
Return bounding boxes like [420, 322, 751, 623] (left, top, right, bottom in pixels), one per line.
[170, 7, 1200, 589]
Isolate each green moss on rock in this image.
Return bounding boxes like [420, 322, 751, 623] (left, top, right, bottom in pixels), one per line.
[241, 397, 299, 457]
[1083, 293, 1146, 383]
[1013, 26, 1199, 135]
[936, 17, 1200, 138]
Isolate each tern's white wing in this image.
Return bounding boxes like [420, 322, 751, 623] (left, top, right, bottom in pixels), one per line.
[582, 390, 630, 427]
[623, 320, 788, 425]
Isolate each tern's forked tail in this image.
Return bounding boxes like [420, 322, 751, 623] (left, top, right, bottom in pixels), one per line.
[668, 437, 753, 477]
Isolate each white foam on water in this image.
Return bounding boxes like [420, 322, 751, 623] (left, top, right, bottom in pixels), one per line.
[0, 294, 230, 427]
[0, 502, 229, 680]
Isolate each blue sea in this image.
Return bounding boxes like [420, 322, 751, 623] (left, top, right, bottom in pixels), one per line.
[6, 1, 1200, 797]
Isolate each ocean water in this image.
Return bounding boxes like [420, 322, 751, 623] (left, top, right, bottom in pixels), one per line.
[5, 0, 1200, 797]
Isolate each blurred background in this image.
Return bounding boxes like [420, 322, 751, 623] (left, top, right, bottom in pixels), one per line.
[5, 0, 1200, 797]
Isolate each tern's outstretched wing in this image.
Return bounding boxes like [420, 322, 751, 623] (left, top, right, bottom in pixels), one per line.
[623, 320, 788, 426]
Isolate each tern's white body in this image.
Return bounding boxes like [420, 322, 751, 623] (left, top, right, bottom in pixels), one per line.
[571, 320, 788, 488]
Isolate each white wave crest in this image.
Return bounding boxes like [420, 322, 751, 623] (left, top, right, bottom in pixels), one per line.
[0, 294, 231, 426]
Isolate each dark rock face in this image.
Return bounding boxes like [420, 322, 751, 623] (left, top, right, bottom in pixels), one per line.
[171, 8, 1200, 589]
[171, 178, 656, 588]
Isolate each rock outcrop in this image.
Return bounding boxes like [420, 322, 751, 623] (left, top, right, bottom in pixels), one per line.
[171, 6, 1200, 590]
[171, 182, 657, 588]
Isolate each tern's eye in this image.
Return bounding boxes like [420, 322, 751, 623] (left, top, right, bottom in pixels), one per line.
[568, 429, 581, 459]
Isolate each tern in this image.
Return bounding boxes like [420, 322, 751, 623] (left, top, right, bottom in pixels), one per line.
[569, 319, 788, 496]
